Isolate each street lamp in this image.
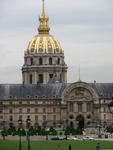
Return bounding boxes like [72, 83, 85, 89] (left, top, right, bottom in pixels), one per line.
[26, 118, 31, 150]
[18, 119, 22, 150]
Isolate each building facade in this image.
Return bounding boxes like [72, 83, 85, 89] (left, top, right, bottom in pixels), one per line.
[0, 0, 113, 133]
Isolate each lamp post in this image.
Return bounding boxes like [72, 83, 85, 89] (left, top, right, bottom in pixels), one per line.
[2, 121, 5, 140]
[18, 119, 22, 150]
[26, 118, 31, 150]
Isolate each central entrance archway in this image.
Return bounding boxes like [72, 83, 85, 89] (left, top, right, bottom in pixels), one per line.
[76, 115, 84, 129]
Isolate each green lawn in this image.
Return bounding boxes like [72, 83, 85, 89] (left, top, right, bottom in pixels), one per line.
[0, 140, 113, 150]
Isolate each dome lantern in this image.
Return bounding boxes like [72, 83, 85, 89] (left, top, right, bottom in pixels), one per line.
[38, 0, 50, 34]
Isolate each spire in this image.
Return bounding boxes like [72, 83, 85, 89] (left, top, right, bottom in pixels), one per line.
[78, 64, 81, 82]
[42, 0, 45, 17]
[38, 0, 50, 34]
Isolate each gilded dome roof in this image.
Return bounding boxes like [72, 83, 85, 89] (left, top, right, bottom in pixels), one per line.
[27, 0, 62, 54]
[27, 34, 62, 54]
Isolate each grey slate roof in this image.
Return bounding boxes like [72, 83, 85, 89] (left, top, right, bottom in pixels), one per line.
[90, 83, 113, 98]
[0, 83, 113, 100]
[0, 83, 68, 100]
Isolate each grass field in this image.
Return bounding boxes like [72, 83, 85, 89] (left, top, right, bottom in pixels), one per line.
[0, 140, 113, 150]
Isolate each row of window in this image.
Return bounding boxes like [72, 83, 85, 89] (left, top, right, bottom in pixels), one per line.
[69, 102, 92, 112]
[8, 107, 56, 114]
[1, 100, 58, 105]
[29, 73, 62, 84]
[9, 115, 56, 122]
[30, 57, 60, 66]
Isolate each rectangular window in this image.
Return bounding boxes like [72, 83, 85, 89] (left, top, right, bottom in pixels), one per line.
[35, 115, 38, 121]
[9, 116, 13, 121]
[104, 114, 106, 120]
[53, 115, 56, 121]
[43, 108, 46, 113]
[35, 108, 38, 113]
[0, 116, 3, 119]
[9, 101, 12, 105]
[19, 108, 22, 114]
[53, 107, 56, 113]
[69, 102, 73, 112]
[0, 101, 3, 105]
[27, 101, 30, 105]
[19, 101, 22, 105]
[43, 115, 46, 121]
[0, 109, 3, 113]
[87, 102, 91, 112]
[78, 103, 82, 112]
[104, 107, 106, 113]
[27, 108, 30, 113]
[19, 115, 22, 120]
[29, 74, 32, 84]
[49, 74, 53, 79]
[9, 109, 13, 114]
[39, 74, 43, 83]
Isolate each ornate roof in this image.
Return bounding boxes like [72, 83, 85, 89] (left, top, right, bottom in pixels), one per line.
[27, 0, 62, 54]
[0, 82, 113, 100]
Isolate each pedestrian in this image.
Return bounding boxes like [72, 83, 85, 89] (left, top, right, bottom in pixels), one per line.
[57, 144, 60, 150]
[96, 143, 100, 150]
[69, 144, 72, 150]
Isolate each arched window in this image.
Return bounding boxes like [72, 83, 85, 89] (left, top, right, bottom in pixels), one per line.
[30, 58, 33, 65]
[49, 57, 52, 65]
[29, 74, 32, 84]
[39, 57, 43, 65]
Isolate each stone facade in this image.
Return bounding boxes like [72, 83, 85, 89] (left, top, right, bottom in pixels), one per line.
[0, 82, 113, 132]
[0, 1, 113, 134]
[22, 52, 67, 84]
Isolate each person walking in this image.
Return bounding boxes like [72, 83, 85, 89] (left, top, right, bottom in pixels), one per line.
[96, 143, 100, 150]
[57, 144, 60, 150]
[69, 144, 72, 150]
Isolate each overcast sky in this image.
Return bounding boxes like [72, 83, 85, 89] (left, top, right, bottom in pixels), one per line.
[0, 0, 113, 83]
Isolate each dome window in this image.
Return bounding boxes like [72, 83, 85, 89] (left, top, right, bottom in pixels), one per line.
[49, 57, 52, 65]
[29, 74, 32, 84]
[57, 58, 60, 65]
[39, 57, 43, 65]
[39, 74, 43, 83]
[30, 58, 33, 65]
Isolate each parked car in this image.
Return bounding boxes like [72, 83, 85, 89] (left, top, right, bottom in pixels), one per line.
[58, 136, 66, 140]
[83, 136, 95, 140]
[67, 136, 78, 140]
[51, 136, 59, 140]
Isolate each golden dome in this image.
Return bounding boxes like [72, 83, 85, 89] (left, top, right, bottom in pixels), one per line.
[27, 0, 62, 54]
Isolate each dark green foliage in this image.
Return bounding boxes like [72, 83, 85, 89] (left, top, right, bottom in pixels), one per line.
[65, 126, 83, 135]
[59, 131, 63, 135]
[106, 126, 113, 133]
[1, 129, 7, 137]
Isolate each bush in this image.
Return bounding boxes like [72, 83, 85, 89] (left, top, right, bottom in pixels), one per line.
[106, 127, 113, 133]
